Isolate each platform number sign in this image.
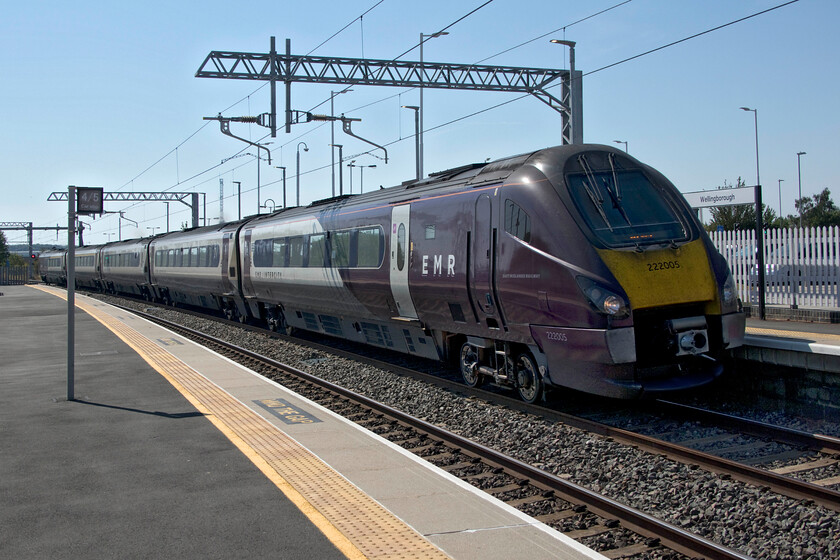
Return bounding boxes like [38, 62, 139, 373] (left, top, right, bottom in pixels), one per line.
[76, 187, 104, 215]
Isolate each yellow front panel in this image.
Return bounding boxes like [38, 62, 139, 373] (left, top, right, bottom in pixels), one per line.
[596, 240, 717, 310]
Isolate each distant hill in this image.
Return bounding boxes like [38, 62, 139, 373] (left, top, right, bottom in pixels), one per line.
[10, 244, 66, 256]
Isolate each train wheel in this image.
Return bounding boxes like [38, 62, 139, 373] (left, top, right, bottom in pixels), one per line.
[515, 353, 542, 403]
[459, 343, 482, 388]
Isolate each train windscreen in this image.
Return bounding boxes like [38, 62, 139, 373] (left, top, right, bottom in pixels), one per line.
[566, 157, 688, 248]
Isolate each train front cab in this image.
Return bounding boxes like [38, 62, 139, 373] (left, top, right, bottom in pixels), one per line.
[526, 148, 745, 399]
[529, 244, 746, 399]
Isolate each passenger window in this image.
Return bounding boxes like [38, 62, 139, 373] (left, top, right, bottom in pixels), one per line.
[332, 231, 350, 268]
[504, 200, 531, 243]
[253, 239, 272, 268]
[272, 239, 287, 267]
[357, 227, 383, 268]
[190, 247, 199, 267]
[308, 234, 326, 268]
[289, 236, 305, 267]
[397, 224, 406, 272]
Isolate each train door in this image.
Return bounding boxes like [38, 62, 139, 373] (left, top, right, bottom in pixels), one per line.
[222, 233, 234, 293]
[470, 194, 496, 318]
[390, 204, 418, 319]
[241, 228, 254, 296]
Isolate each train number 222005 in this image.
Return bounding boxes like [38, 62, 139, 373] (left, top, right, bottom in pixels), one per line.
[647, 260, 681, 272]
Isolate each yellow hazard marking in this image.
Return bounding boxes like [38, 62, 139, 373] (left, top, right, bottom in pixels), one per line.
[746, 325, 840, 342]
[32, 286, 450, 560]
[596, 240, 718, 311]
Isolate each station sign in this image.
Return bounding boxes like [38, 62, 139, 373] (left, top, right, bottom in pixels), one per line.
[681, 185, 755, 209]
[76, 187, 104, 215]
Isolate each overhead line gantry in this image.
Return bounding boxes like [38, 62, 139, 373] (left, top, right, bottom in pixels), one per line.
[195, 37, 582, 146]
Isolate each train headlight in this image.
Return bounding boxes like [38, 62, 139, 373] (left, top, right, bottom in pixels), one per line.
[722, 273, 737, 307]
[576, 277, 629, 318]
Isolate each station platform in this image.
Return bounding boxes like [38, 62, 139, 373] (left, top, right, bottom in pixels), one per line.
[743, 317, 840, 372]
[0, 284, 604, 560]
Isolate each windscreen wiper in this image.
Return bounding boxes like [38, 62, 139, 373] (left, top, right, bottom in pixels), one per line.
[577, 155, 613, 231]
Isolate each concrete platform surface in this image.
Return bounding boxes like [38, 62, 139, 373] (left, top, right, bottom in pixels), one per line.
[1, 284, 605, 560]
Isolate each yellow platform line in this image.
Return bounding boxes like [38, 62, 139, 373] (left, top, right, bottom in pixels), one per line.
[34, 286, 450, 560]
[746, 325, 840, 342]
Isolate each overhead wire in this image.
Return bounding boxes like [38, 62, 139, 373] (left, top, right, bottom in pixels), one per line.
[273, 0, 804, 189]
[80, 3, 392, 236]
[51, 0, 800, 239]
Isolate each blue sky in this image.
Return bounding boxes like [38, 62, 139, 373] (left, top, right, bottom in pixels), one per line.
[1, 0, 836, 245]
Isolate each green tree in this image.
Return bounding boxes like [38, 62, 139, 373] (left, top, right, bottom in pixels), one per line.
[790, 188, 840, 227]
[705, 178, 777, 231]
[0, 231, 9, 265]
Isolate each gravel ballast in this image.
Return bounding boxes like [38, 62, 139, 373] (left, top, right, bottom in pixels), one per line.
[108, 297, 839, 560]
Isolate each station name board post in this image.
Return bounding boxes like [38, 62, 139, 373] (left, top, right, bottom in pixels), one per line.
[66, 185, 105, 401]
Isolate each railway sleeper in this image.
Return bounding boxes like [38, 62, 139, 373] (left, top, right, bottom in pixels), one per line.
[599, 542, 659, 559]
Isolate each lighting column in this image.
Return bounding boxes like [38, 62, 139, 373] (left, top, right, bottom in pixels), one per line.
[613, 140, 628, 153]
[740, 106, 764, 320]
[777, 179, 784, 217]
[797, 151, 806, 228]
[296, 142, 308, 206]
[274, 166, 287, 208]
[330, 144, 344, 195]
[360, 165, 376, 193]
[402, 105, 420, 180]
[419, 31, 448, 180]
[347, 161, 356, 194]
[330, 90, 351, 196]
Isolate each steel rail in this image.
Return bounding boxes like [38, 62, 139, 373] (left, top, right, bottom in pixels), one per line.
[111, 296, 840, 513]
[655, 399, 840, 454]
[125, 305, 752, 560]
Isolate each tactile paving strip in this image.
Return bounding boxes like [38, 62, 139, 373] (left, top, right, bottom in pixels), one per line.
[38, 287, 450, 560]
[747, 325, 840, 342]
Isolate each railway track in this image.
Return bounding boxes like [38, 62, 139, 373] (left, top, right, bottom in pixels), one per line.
[126, 305, 751, 560]
[113, 296, 840, 510]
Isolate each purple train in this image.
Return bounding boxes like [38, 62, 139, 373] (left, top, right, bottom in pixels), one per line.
[41, 144, 745, 401]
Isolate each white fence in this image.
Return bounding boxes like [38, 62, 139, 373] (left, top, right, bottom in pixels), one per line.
[709, 227, 840, 308]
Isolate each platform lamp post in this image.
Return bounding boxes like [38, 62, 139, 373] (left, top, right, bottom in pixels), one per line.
[261, 198, 276, 213]
[233, 181, 242, 219]
[347, 161, 357, 194]
[329, 144, 344, 195]
[613, 140, 628, 153]
[741, 106, 764, 320]
[797, 151, 806, 228]
[402, 105, 420, 180]
[256, 142, 272, 214]
[359, 165, 376, 193]
[777, 179, 784, 217]
[419, 31, 448, 180]
[330, 90, 352, 197]
[274, 166, 287, 208]
[296, 142, 308, 206]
